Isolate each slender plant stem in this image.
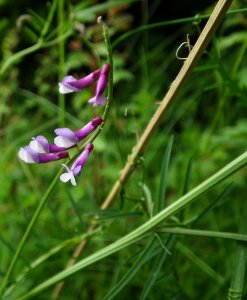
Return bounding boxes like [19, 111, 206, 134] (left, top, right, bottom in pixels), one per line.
[102, 21, 113, 122]
[0, 0, 58, 75]
[158, 227, 247, 242]
[4, 227, 102, 299]
[112, 7, 247, 49]
[228, 200, 247, 299]
[2, 18, 113, 295]
[40, 0, 58, 38]
[17, 150, 247, 299]
[51, 19, 114, 299]
[0, 42, 42, 76]
[102, 0, 233, 210]
[1, 3, 244, 75]
[0, 170, 62, 297]
[58, 0, 65, 127]
[51, 223, 97, 299]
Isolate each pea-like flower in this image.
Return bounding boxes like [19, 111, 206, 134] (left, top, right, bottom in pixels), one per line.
[88, 64, 110, 106]
[29, 135, 67, 153]
[59, 69, 101, 94]
[54, 116, 102, 148]
[18, 146, 68, 164]
[60, 143, 94, 186]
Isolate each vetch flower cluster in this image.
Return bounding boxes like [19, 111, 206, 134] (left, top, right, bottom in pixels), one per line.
[18, 117, 103, 186]
[59, 64, 110, 106]
[19, 64, 110, 186]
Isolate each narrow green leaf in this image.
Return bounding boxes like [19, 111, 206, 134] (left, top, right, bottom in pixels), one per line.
[188, 183, 233, 226]
[4, 229, 101, 299]
[140, 183, 153, 217]
[16, 151, 247, 300]
[158, 227, 247, 242]
[177, 241, 224, 284]
[140, 235, 176, 300]
[228, 201, 247, 299]
[182, 157, 193, 195]
[141, 142, 184, 300]
[157, 136, 174, 213]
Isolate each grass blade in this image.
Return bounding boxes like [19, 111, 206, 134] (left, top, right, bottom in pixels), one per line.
[157, 136, 174, 213]
[228, 201, 247, 299]
[16, 151, 247, 300]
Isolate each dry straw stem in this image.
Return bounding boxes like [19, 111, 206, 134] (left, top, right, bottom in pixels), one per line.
[103, 0, 233, 208]
[52, 0, 232, 298]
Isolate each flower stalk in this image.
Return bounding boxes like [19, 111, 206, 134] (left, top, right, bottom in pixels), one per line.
[0, 18, 114, 298]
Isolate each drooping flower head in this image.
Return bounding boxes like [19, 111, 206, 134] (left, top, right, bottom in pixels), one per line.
[29, 135, 67, 153]
[59, 69, 101, 94]
[18, 146, 68, 164]
[60, 143, 94, 186]
[54, 116, 102, 148]
[88, 64, 110, 106]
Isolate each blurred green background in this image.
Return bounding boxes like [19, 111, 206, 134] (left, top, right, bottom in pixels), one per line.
[0, 0, 247, 299]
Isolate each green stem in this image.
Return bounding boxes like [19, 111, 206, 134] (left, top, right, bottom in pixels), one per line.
[49, 20, 114, 300]
[102, 21, 113, 122]
[0, 42, 42, 75]
[0, 6, 113, 300]
[17, 151, 247, 299]
[228, 200, 247, 299]
[4, 227, 102, 298]
[0, 0, 57, 75]
[57, 0, 65, 126]
[231, 38, 247, 79]
[112, 8, 247, 49]
[68, 20, 113, 163]
[40, 0, 58, 38]
[0, 170, 62, 297]
[158, 227, 247, 242]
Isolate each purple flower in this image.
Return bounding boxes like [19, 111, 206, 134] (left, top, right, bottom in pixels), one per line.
[88, 64, 110, 106]
[18, 146, 68, 164]
[60, 143, 94, 186]
[59, 69, 101, 94]
[54, 116, 102, 148]
[29, 135, 67, 153]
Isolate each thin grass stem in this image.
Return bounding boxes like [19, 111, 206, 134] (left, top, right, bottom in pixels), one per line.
[228, 201, 247, 299]
[0, 170, 62, 297]
[51, 19, 114, 299]
[17, 150, 247, 299]
[57, 0, 65, 127]
[0, 0, 58, 75]
[158, 227, 247, 242]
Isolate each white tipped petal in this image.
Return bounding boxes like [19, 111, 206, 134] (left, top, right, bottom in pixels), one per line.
[60, 172, 77, 186]
[54, 136, 76, 148]
[30, 140, 46, 153]
[60, 173, 72, 183]
[18, 148, 36, 163]
[58, 83, 74, 94]
[70, 175, 77, 186]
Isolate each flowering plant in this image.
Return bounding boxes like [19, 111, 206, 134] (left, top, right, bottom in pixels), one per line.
[18, 65, 110, 186]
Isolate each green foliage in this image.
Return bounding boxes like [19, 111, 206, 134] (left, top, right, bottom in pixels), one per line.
[0, 0, 247, 299]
